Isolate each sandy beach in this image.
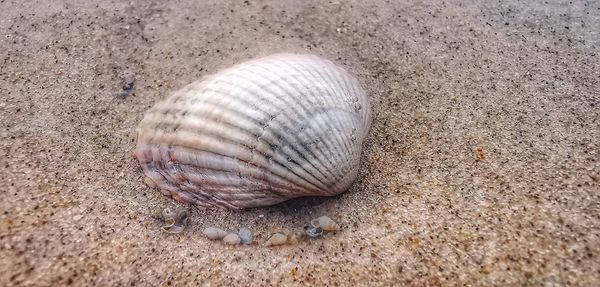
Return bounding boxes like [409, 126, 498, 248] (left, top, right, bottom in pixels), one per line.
[1, 0, 599, 286]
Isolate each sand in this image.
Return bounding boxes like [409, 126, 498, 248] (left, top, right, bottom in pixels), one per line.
[1, 0, 599, 286]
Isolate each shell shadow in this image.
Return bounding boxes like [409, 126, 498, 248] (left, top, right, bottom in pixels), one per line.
[260, 195, 335, 215]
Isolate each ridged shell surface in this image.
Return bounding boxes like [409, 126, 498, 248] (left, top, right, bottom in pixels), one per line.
[133, 54, 371, 209]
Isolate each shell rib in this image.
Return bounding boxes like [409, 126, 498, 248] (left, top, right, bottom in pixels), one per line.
[133, 54, 371, 209]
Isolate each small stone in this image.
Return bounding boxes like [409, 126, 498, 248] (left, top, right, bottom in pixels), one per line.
[223, 233, 241, 245]
[203, 227, 228, 240]
[238, 228, 253, 244]
[121, 71, 135, 89]
[117, 72, 135, 98]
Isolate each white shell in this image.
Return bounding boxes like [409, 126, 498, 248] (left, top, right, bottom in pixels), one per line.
[133, 54, 371, 209]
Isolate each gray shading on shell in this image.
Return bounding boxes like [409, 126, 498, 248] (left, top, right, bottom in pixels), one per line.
[133, 54, 372, 209]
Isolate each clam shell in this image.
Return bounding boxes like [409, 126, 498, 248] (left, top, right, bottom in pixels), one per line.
[133, 54, 371, 209]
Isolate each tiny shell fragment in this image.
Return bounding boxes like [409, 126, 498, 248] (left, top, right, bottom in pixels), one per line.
[203, 227, 228, 240]
[160, 207, 189, 234]
[223, 233, 241, 245]
[265, 232, 288, 246]
[305, 227, 323, 238]
[310, 216, 339, 231]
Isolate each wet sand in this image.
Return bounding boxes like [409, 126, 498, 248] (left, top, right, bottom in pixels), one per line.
[1, 0, 599, 286]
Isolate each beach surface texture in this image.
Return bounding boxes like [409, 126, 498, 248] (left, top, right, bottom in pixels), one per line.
[1, 0, 598, 286]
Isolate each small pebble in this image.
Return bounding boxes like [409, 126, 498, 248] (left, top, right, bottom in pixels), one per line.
[203, 227, 228, 240]
[238, 228, 253, 244]
[117, 72, 135, 98]
[223, 233, 241, 245]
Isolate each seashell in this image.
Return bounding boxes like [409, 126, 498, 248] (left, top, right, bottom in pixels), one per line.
[223, 233, 241, 245]
[305, 226, 323, 238]
[238, 228, 253, 245]
[265, 232, 288, 246]
[133, 54, 371, 209]
[160, 207, 189, 234]
[203, 227, 228, 240]
[310, 216, 339, 231]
